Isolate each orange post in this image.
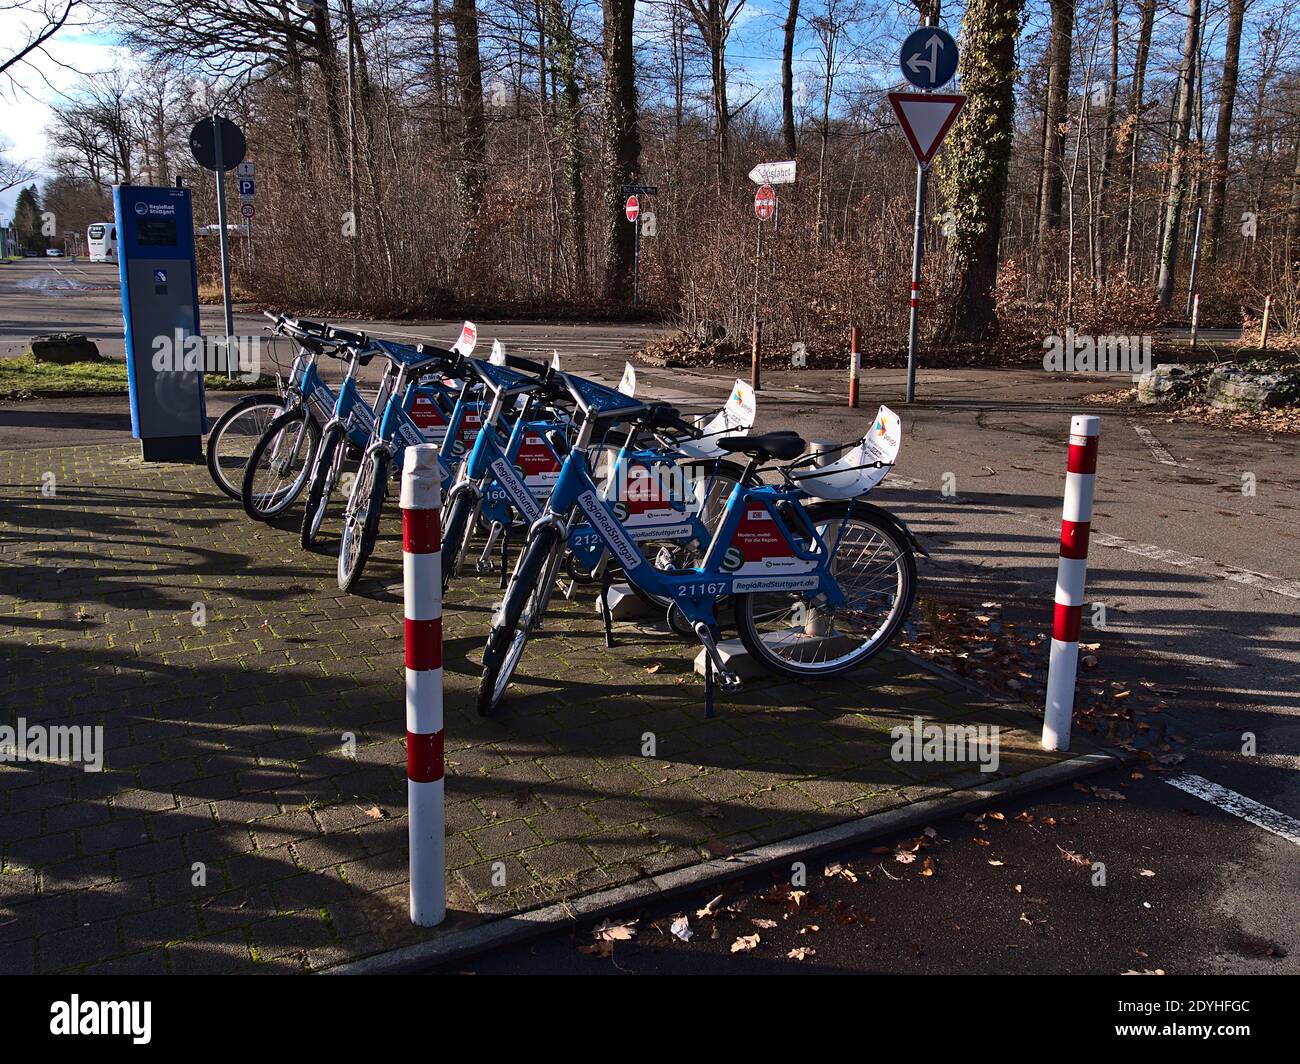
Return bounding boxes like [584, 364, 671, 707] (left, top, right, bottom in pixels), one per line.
[848, 326, 860, 408]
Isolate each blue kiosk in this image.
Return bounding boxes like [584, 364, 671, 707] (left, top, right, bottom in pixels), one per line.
[113, 185, 207, 461]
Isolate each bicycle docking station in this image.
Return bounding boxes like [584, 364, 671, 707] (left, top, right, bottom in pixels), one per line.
[113, 185, 207, 462]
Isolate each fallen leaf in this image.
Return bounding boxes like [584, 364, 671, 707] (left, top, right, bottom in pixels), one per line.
[824, 862, 858, 883]
[988, 860, 1005, 866]
[592, 919, 637, 943]
[644, 663, 662, 674]
[893, 851, 917, 865]
[1139, 869, 1156, 877]
[696, 894, 725, 918]
[363, 805, 383, 820]
[1122, 969, 1166, 976]
[750, 918, 777, 929]
[787, 946, 816, 961]
[731, 933, 760, 953]
[920, 857, 936, 877]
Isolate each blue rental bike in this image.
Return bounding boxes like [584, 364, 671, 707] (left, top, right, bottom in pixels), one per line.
[477, 373, 922, 716]
[299, 327, 463, 551]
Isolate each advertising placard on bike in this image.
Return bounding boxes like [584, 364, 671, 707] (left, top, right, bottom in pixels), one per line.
[618, 362, 637, 396]
[516, 433, 563, 491]
[409, 392, 449, 443]
[795, 405, 902, 500]
[679, 379, 757, 459]
[453, 321, 478, 356]
[722, 505, 818, 589]
[489, 338, 506, 365]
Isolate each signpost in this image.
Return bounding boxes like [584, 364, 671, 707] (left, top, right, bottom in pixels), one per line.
[750, 184, 778, 391]
[189, 115, 246, 379]
[888, 83, 965, 404]
[621, 185, 659, 308]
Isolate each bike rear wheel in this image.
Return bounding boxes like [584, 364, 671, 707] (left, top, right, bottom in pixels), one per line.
[240, 407, 320, 521]
[734, 503, 916, 679]
[477, 524, 562, 716]
[206, 393, 284, 499]
[337, 449, 389, 592]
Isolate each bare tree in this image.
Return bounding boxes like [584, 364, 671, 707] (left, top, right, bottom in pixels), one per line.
[1204, 0, 1247, 264]
[781, 0, 800, 158]
[1036, 0, 1074, 249]
[0, 0, 84, 84]
[682, 0, 746, 185]
[1156, 0, 1203, 308]
[452, 0, 488, 216]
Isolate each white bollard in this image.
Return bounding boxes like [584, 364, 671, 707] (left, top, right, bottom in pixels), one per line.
[1042, 415, 1100, 752]
[401, 445, 446, 926]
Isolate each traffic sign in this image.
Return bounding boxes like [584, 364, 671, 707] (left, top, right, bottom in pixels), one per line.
[621, 184, 658, 196]
[238, 178, 255, 197]
[754, 185, 776, 222]
[236, 161, 256, 179]
[748, 160, 797, 186]
[899, 26, 959, 91]
[625, 195, 640, 223]
[888, 92, 966, 164]
[188, 116, 246, 172]
[240, 203, 255, 219]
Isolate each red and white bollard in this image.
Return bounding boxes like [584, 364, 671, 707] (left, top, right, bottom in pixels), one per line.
[401, 444, 446, 926]
[1042, 415, 1100, 752]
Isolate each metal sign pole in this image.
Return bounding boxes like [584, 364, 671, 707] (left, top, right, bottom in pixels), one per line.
[751, 220, 762, 391]
[905, 162, 928, 404]
[632, 214, 640, 307]
[212, 112, 236, 380]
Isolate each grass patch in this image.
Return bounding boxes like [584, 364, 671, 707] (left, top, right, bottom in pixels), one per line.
[0, 354, 274, 397]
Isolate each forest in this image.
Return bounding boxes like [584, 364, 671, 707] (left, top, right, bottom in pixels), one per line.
[4, 0, 1299, 362]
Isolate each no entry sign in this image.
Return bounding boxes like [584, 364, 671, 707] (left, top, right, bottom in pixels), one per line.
[754, 184, 776, 222]
[625, 195, 640, 223]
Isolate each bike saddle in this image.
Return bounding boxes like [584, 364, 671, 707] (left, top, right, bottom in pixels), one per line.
[717, 431, 805, 462]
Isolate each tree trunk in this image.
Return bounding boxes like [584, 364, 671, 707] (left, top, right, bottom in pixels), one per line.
[1036, 0, 1073, 248]
[452, 0, 488, 218]
[600, 0, 640, 301]
[1121, 0, 1156, 275]
[781, 0, 799, 158]
[1286, 135, 1300, 277]
[1155, 0, 1201, 308]
[939, 0, 1026, 342]
[548, 0, 586, 291]
[311, 6, 349, 170]
[1203, 0, 1244, 265]
[1093, 0, 1119, 283]
[432, 0, 447, 143]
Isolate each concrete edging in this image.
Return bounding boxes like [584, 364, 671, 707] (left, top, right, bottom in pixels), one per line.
[324, 748, 1129, 975]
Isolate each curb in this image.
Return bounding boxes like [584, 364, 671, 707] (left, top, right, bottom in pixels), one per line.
[324, 747, 1130, 975]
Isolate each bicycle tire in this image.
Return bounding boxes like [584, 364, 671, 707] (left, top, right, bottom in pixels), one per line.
[205, 393, 284, 499]
[733, 502, 917, 680]
[300, 422, 346, 550]
[337, 449, 389, 592]
[240, 407, 320, 521]
[477, 523, 562, 716]
[439, 490, 476, 594]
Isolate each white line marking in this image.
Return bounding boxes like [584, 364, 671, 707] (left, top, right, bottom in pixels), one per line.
[1089, 530, 1300, 601]
[1128, 419, 1177, 465]
[1165, 774, 1300, 846]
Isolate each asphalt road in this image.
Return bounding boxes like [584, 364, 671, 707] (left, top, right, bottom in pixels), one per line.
[2, 256, 1296, 975]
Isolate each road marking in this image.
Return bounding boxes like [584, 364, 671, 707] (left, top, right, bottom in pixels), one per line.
[1089, 530, 1300, 600]
[1127, 419, 1176, 465]
[1165, 774, 1300, 847]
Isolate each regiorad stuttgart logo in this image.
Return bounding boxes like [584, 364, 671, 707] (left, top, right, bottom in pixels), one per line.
[874, 411, 899, 450]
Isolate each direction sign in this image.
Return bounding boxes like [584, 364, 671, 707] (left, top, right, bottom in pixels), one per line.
[899, 26, 958, 91]
[754, 184, 777, 222]
[621, 184, 658, 196]
[236, 161, 256, 179]
[240, 203, 255, 219]
[625, 195, 640, 223]
[888, 92, 966, 164]
[188, 116, 246, 172]
[748, 160, 797, 186]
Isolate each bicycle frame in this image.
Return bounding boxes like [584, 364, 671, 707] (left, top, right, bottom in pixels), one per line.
[539, 424, 851, 629]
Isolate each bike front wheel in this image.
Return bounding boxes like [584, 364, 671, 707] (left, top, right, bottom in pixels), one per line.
[300, 422, 347, 550]
[206, 393, 284, 499]
[477, 524, 562, 716]
[734, 503, 917, 680]
[439, 490, 479, 594]
[337, 449, 389, 592]
[240, 407, 320, 521]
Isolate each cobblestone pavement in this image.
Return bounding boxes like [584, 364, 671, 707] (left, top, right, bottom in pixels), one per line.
[0, 443, 1076, 973]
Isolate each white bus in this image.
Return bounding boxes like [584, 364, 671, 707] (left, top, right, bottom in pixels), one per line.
[86, 222, 118, 263]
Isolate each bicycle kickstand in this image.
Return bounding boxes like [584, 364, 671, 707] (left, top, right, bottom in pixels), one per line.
[498, 525, 512, 590]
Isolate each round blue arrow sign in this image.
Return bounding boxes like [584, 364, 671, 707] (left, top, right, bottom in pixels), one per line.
[899, 26, 958, 91]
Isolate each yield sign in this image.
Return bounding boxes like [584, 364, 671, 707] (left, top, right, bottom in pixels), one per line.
[888, 92, 966, 165]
